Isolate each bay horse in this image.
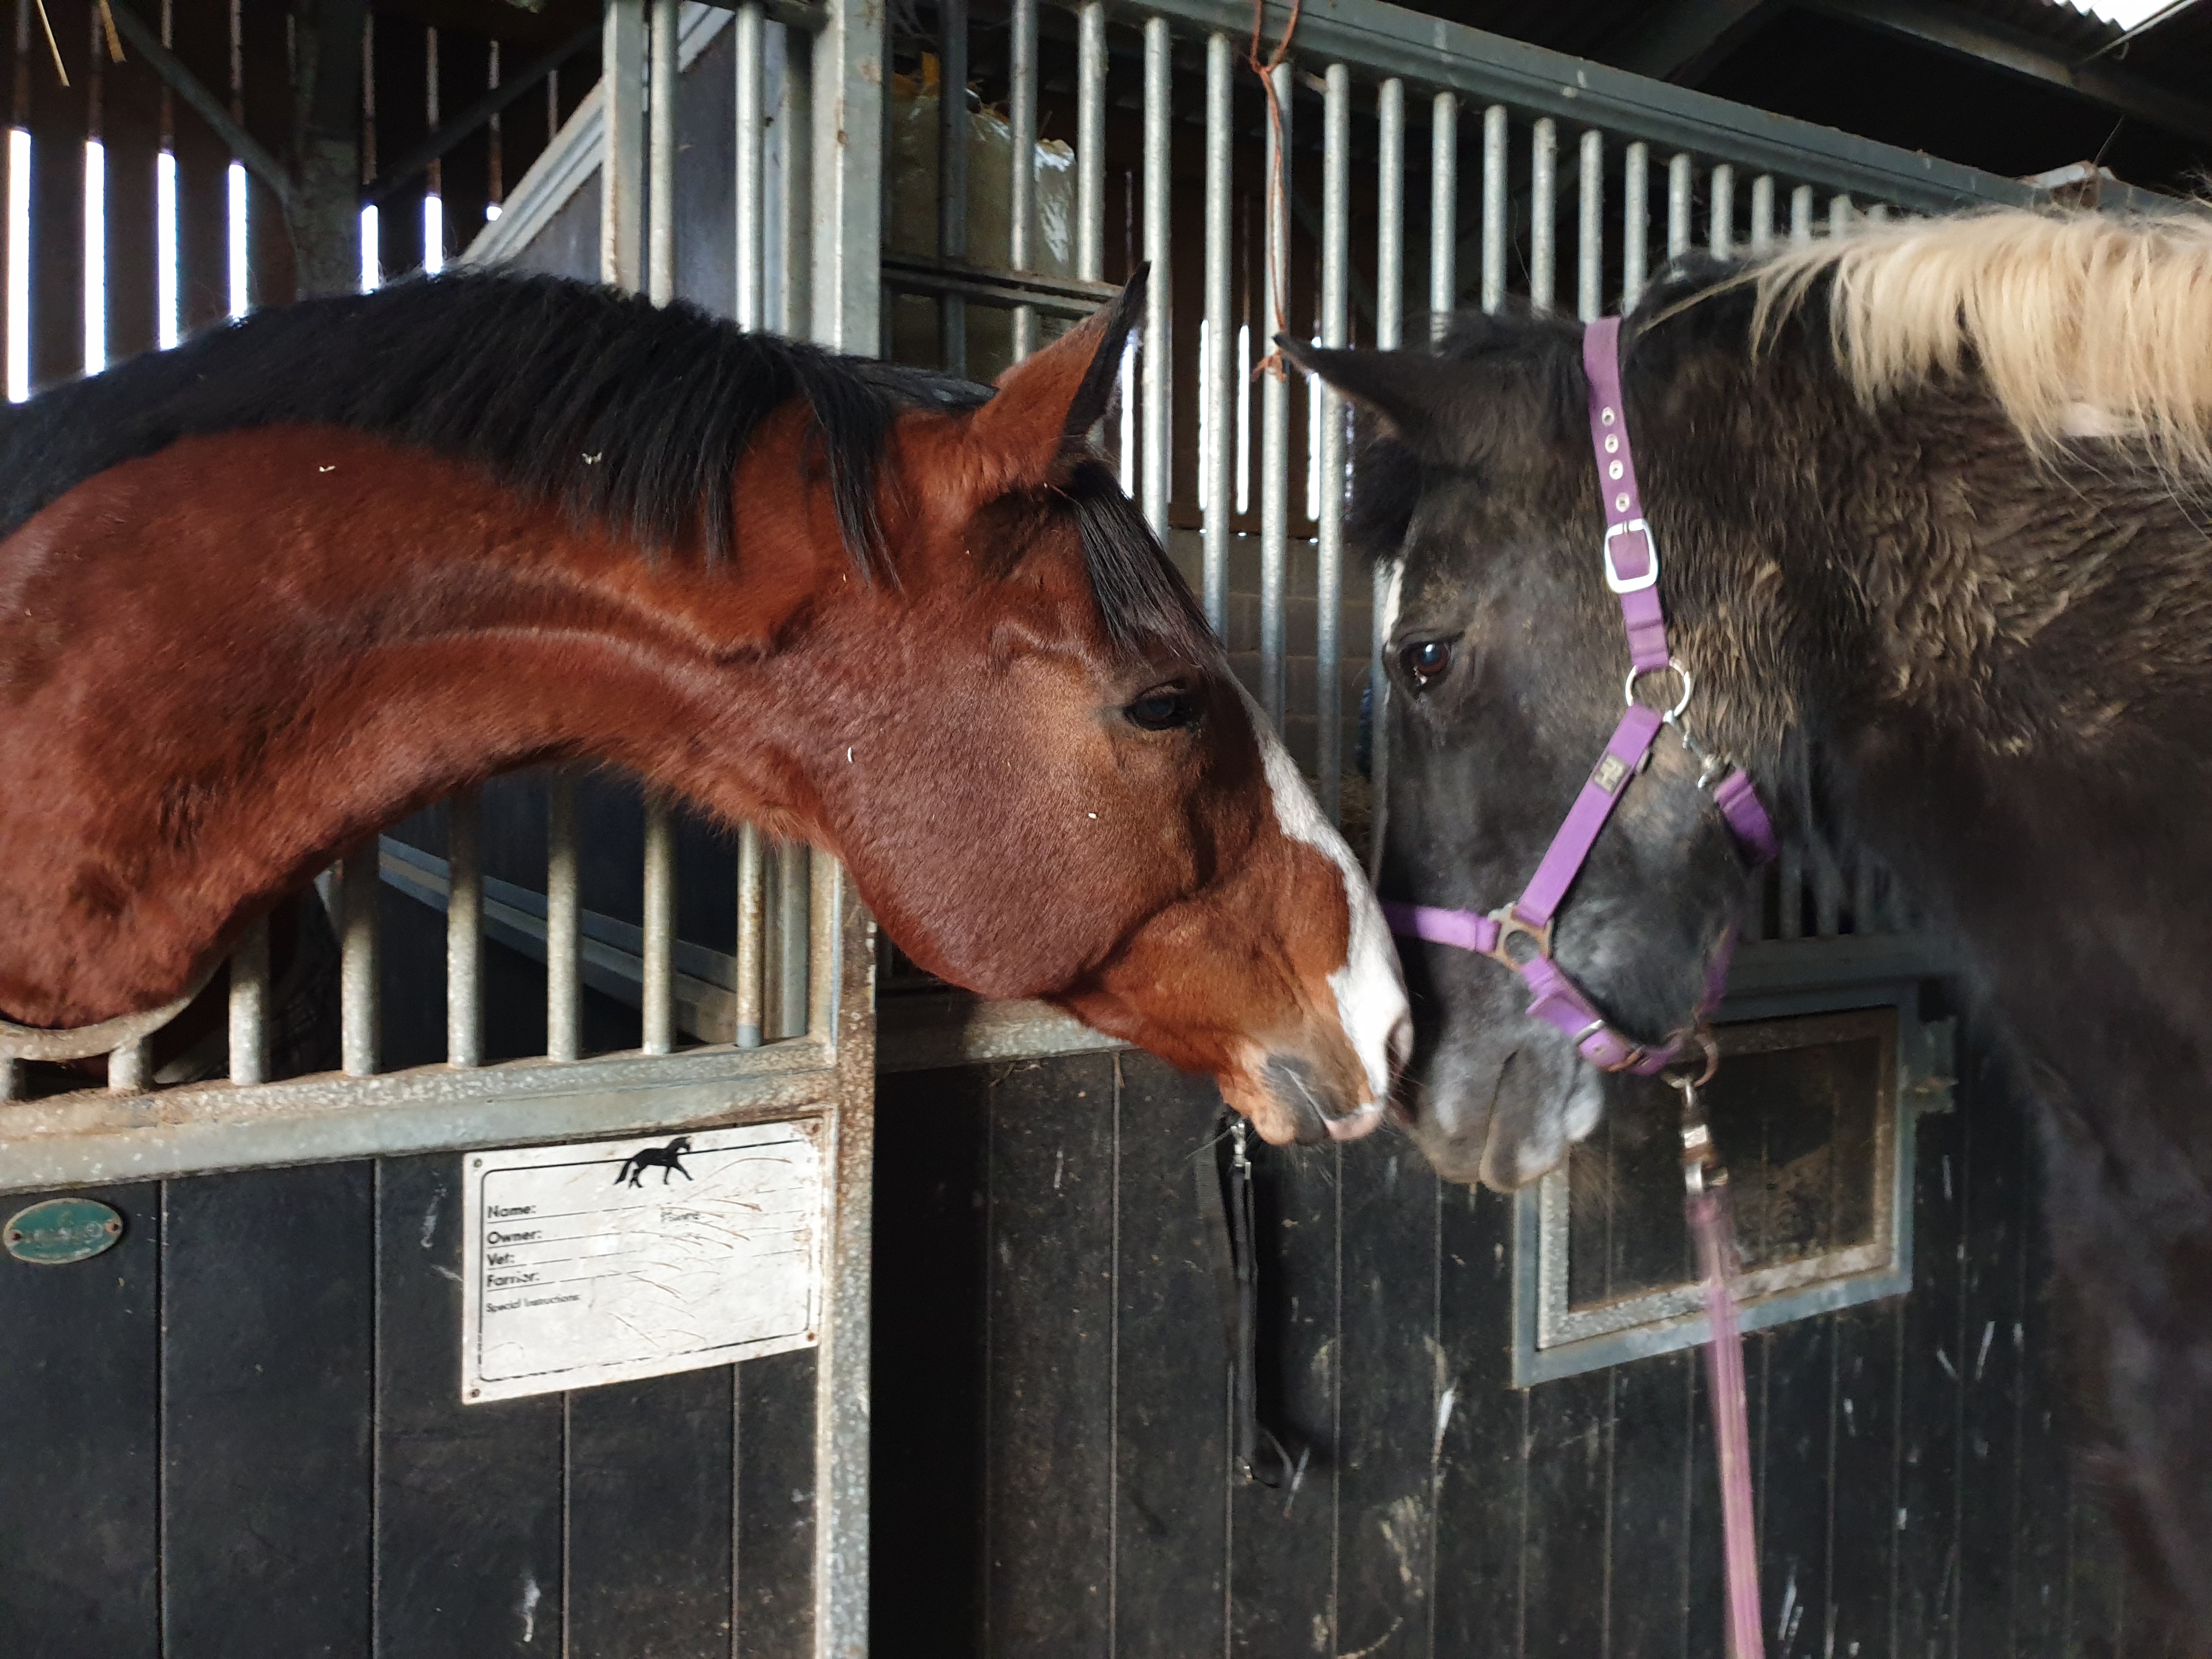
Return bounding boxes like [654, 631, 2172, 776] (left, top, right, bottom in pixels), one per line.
[1295, 207, 2212, 1634]
[0, 269, 1408, 1146]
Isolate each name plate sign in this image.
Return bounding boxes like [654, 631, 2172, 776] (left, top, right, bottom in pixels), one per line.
[461, 1121, 825, 1402]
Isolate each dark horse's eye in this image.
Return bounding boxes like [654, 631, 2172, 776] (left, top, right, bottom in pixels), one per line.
[1401, 639, 1454, 689]
[1125, 687, 1198, 731]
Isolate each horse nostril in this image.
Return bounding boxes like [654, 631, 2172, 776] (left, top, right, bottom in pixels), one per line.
[1261, 1054, 1337, 1144]
[1387, 1012, 1414, 1075]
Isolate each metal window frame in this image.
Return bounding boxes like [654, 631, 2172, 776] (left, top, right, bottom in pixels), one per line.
[1511, 969, 1956, 1388]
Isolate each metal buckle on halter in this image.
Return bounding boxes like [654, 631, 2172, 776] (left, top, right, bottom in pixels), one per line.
[1602, 520, 1661, 594]
[1483, 906, 1553, 969]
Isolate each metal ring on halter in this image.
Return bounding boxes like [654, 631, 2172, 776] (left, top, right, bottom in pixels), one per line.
[1662, 1027, 1721, 1092]
[1624, 658, 1693, 723]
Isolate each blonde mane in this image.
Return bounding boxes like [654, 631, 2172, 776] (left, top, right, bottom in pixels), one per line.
[1745, 206, 2212, 481]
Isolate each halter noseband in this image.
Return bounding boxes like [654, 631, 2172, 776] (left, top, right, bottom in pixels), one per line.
[1381, 316, 1779, 1076]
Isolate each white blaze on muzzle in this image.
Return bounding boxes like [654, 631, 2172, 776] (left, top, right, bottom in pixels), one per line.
[1238, 686, 1412, 1128]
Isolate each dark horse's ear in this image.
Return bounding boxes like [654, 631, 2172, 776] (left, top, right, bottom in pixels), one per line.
[966, 266, 1148, 488]
[1279, 340, 1479, 466]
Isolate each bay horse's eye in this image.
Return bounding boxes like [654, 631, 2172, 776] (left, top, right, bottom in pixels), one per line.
[1401, 639, 1454, 689]
[1125, 686, 1198, 731]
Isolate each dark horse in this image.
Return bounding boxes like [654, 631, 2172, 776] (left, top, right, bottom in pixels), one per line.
[614, 1137, 694, 1187]
[1295, 207, 2212, 1634]
[0, 269, 1407, 1144]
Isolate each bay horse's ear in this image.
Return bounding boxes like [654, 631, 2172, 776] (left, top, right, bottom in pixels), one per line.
[965, 266, 1148, 487]
[1280, 340, 1475, 466]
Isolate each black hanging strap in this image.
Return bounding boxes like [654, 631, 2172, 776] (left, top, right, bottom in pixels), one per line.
[1200, 1113, 1294, 1487]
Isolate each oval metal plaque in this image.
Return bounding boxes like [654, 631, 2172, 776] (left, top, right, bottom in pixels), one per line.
[4, 1198, 124, 1266]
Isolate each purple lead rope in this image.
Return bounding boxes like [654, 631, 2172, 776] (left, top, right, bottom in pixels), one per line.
[1383, 314, 1771, 1657]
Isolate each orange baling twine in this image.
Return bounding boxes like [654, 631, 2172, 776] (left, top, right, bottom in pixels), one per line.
[1248, 0, 1302, 381]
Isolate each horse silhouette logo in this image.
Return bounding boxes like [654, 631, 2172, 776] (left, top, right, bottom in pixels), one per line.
[614, 1136, 695, 1187]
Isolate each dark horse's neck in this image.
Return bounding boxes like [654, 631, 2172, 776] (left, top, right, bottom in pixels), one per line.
[0, 424, 831, 1029]
[1745, 371, 2212, 1627]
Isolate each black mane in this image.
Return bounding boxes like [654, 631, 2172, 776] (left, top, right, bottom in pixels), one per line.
[0, 268, 1214, 661]
[0, 269, 986, 578]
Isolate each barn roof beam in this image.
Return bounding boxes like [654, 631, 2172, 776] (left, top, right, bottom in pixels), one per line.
[1602, 0, 1788, 82]
[1808, 0, 2212, 151]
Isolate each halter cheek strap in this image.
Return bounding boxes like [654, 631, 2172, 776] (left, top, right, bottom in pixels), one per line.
[1381, 316, 1778, 1075]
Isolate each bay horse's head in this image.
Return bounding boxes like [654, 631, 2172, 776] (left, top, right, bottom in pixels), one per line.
[1293, 295, 1785, 1184]
[770, 283, 1409, 1144]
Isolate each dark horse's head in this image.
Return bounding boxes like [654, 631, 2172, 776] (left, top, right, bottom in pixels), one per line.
[1291, 276, 1810, 1186]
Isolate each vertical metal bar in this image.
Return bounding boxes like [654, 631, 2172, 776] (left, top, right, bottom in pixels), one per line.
[1622, 140, 1648, 309]
[1750, 173, 1774, 255]
[1433, 93, 1461, 330]
[1529, 117, 1555, 312]
[735, 1, 766, 328]
[1866, 202, 1890, 224]
[1201, 31, 1232, 634]
[1259, 59, 1291, 726]
[1852, 850, 1879, 936]
[1791, 183, 1815, 246]
[808, 0, 884, 353]
[1708, 162, 1734, 259]
[1829, 193, 1853, 238]
[647, 0, 678, 306]
[0, 1057, 17, 1102]
[776, 842, 811, 1039]
[1140, 16, 1171, 539]
[546, 774, 582, 1061]
[736, 823, 766, 1048]
[936, 0, 967, 375]
[641, 796, 676, 1054]
[1667, 151, 1692, 258]
[1376, 78, 1403, 350]
[601, 0, 647, 292]
[1474, 101, 1502, 317]
[447, 789, 483, 1069]
[1576, 128, 1601, 323]
[1813, 850, 1842, 938]
[1778, 845, 1804, 941]
[228, 915, 270, 1086]
[1075, 1, 1104, 282]
[1316, 61, 1348, 822]
[339, 848, 380, 1077]
[776, 23, 814, 336]
[110, 1037, 151, 1094]
[1008, 0, 1036, 359]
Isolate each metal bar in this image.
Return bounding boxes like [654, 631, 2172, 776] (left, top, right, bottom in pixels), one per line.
[1750, 172, 1774, 253]
[649, 0, 679, 305]
[1377, 78, 1403, 350]
[1477, 102, 1502, 316]
[1434, 93, 1461, 330]
[1530, 117, 1556, 312]
[736, 823, 767, 1048]
[1141, 16, 1171, 538]
[109, 1037, 151, 1094]
[1778, 846, 1804, 941]
[1259, 59, 1291, 727]
[447, 789, 483, 1069]
[602, 0, 648, 292]
[1852, 851, 1879, 936]
[1099, 0, 2049, 215]
[1867, 202, 1890, 224]
[340, 849, 380, 1077]
[1622, 141, 1649, 309]
[735, 1, 767, 328]
[1200, 30, 1232, 633]
[806, 0, 884, 353]
[228, 915, 270, 1086]
[776, 21, 814, 335]
[0, 1058, 16, 1103]
[1791, 183, 1815, 245]
[1576, 128, 1601, 323]
[1830, 192, 1853, 236]
[937, 0, 968, 375]
[1317, 61, 1349, 822]
[1814, 850, 1842, 938]
[1667, 151, 1692, 258]
[547, 773, 583, 1062]
[776, 842, 811, 1039]
[1708, 161, 1734, 258]
[1009, 0, 1037, 359]
[363, 21, 600, 205]
[642, 796, 677, 1054]
[1076, 1, 1104, 283]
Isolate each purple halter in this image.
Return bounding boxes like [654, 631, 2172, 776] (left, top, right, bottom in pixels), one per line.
[1381, 316, 1779, 1076]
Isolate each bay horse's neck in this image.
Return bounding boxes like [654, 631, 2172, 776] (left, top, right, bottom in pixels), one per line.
[0, 424, 833, 1028]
